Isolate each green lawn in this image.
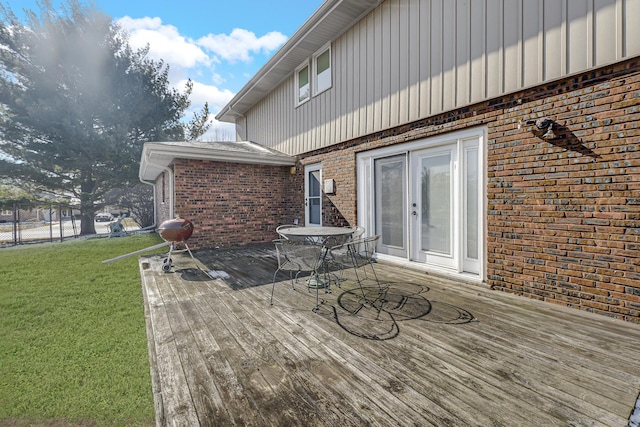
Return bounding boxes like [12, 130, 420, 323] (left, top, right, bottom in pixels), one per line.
[0, 234, 166, 426]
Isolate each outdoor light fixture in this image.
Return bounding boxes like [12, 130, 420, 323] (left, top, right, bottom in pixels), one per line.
[518, 117, 557, 140]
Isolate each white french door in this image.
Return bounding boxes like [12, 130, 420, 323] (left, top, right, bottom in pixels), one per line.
[410, 146, 458, 268]
[375, 155, 407, 258]
[358, 128, 484, 278]
[305, 164, 322, 226]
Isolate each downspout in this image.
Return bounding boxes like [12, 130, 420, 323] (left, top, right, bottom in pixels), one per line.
[138, 178, 157, 230]
[141, 151, 175, 223]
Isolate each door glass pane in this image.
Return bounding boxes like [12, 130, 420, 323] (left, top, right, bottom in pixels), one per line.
[375, 156, 405, 249]
[315, 49, 331, 93]
[309, 199, 321, 224]
[308, 170, 321, 225]
[298, 65, 309, 102]
[421, 154, 451, 254]
[309, 171, 320, 197]
[466, 148, 478, 260]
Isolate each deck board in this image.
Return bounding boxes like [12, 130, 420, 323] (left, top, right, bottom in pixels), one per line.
[139, 244, 640, 426]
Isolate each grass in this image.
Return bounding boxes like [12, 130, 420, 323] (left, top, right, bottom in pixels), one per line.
[0, 233, 167, 426]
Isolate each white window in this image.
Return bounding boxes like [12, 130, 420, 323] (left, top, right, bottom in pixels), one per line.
[296, 61, 310, 105]
[313, 44, 331, 95]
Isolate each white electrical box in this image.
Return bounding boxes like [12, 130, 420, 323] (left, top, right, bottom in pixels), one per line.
[324, 179, 335, 194]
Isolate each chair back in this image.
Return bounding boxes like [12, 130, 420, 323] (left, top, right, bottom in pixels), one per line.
[352, 226, 366, 240]
[349, 235, 380, 268]
[273, 239, 323, 273]
[322, 233, 352, 249]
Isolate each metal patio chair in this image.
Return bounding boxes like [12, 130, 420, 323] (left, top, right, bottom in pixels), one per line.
[351, 226, 365, 240]
[328, 235, 382, 302]
[270, 238, 326, 309]
[320, 231, 357, 287]
[322, 226, 365, 287]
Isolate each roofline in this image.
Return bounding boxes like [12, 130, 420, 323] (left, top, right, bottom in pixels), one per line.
[139, 142, 296, 181]
[215, 0, 382, 123]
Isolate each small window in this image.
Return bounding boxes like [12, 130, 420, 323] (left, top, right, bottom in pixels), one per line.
[313, 45, 331, 95]
[296, 62, 310, 105]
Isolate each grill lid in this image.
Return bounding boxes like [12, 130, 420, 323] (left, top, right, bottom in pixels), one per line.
[158, 218, 194, 242]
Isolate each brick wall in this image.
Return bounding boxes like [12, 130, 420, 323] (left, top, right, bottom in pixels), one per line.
[172, 159, 295, 249]
[486, 61, 640, 322]
[296, 58, 640, 322]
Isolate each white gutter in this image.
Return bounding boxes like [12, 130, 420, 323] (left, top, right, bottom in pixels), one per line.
[140, 141, 296, 167]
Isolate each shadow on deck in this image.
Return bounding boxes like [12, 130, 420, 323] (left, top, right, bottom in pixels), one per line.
[139, 243, 640, 426]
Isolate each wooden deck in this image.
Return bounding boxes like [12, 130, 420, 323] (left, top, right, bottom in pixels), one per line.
[139, 244, 640, 426]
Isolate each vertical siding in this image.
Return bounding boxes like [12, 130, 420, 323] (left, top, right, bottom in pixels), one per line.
[418, 0, 431, 117]
[455, 0, 470, 107]
[567, 0, 590, 73]
[246, 0, 640, 155]
[469, 0, 485, 103]
[594, 0, 618, 64]
[627, 0, 640, 54]
[522, 0, 542, 87]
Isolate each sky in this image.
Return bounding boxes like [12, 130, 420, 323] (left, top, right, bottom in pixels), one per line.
[10, 0, 325, 139]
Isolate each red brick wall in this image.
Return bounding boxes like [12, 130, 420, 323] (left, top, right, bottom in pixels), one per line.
[172, 159, 296, 249]
[296, 58, 640, 322]
[486, 61, 640, 322]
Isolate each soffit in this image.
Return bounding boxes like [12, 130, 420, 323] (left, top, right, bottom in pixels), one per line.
[216, 0, 382, 123]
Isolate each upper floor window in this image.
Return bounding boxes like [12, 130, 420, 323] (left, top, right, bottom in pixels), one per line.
[296, 62, 310, 105]
[313, 44, 331, 95]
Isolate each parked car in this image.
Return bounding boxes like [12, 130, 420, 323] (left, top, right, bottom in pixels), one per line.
[95, 213, 114, 222]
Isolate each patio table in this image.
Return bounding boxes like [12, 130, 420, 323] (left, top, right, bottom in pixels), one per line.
[277, 226, 355, 242]
[277, 226, 355, 291]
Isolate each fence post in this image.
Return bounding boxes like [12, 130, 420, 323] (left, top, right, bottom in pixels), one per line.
[49, 203, 54, 243]
[59, 203, 64, 242]
[16, 203, 21, 244]
[12, 203, 17, 246]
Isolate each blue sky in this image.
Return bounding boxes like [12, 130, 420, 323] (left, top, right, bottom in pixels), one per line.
[11, 0, 325, 138]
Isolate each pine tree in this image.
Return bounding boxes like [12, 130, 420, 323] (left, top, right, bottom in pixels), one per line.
[0, 0, 206, 234]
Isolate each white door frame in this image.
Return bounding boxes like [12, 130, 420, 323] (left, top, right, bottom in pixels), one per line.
[304, 163, 322, 226]
[356, 127, 486, 280]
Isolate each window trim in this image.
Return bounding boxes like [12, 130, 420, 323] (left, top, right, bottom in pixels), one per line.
[312, 43, 332, 96]
[295, 60, 310, 106]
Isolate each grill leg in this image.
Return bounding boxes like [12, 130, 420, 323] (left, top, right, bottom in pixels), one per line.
[183, 243, 198, 269]
[162, 244, 175, 272]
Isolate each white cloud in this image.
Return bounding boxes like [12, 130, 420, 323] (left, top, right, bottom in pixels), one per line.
[117, 16, 210, 68]
[179, 79, 234, 113]
[197, 28, 287, 63]
[175, 79, 235, 141]
[112, 16, 285, 141]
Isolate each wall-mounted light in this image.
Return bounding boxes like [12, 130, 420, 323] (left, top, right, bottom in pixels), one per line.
[518, 117, 557, 140]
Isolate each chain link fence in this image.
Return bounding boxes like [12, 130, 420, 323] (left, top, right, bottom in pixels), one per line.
[0, 202, 81, 247]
